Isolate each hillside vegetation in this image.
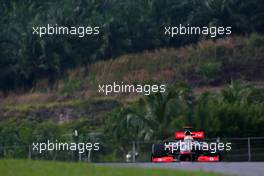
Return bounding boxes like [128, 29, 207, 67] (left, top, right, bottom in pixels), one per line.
[1, 34, 263, 106]
[29, 34, 264, 100]
[78, 34, 264, 90]
[0, 35, 264, 161]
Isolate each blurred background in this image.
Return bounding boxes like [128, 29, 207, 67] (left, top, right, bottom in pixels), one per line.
[0, 0, 264, 163]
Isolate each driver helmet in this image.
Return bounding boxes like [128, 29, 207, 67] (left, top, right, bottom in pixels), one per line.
[184, 130, 193, 142]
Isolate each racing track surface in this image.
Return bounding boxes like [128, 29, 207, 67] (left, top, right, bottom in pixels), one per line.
[96, 162, 264, 176]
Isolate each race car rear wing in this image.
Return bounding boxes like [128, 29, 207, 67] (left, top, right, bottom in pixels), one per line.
[175, 131, 204, 139]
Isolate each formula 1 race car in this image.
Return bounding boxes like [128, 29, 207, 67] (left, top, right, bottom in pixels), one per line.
[151, 127, 222, 162]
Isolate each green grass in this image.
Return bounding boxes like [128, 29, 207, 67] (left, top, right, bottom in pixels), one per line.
[0, 159, 222, 176]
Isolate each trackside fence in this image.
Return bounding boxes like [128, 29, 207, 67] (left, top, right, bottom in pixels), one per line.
[0, 137, 263, 162]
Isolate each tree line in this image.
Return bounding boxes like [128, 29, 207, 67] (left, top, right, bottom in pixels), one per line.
[1, 0, 264, 92]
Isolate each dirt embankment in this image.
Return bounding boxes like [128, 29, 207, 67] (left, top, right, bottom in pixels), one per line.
[0, 99, 120, 123]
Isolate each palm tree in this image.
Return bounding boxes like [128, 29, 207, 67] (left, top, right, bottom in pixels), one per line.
[221, 81, 253, 104]
[109, 86, 194, 142]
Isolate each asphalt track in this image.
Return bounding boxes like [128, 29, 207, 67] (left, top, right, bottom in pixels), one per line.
[96, 162, 264, 176]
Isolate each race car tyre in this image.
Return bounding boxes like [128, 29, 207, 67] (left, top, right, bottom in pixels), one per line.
[151, 143, 167, 158]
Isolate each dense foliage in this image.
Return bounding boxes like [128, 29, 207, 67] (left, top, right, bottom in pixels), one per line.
[105, 83, 264, 153]
[0, 83, 264, 159]
[1, 0, 264, 91]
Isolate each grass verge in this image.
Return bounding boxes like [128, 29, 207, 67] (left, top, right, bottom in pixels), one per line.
[0, 159, 223, 176]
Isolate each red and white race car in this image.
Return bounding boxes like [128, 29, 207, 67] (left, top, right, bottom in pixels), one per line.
[151, 127, 221, 162]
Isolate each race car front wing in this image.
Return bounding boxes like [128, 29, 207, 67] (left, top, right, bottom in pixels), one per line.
[151, 155, 219, 162]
